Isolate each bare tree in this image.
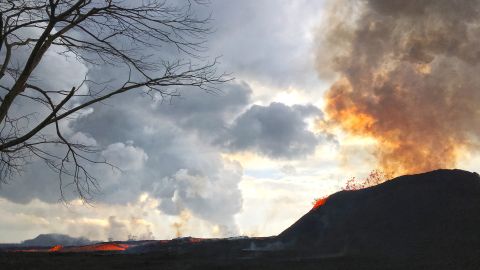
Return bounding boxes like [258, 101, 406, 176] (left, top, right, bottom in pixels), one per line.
[0, 0, 227, 201]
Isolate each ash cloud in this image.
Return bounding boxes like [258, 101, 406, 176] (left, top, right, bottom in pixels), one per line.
[317, 0, 480, 174]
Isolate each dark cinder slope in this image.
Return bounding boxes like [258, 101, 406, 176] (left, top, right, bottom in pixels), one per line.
[278, 169, 480, 259]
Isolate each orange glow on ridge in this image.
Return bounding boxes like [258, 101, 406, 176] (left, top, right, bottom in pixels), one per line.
[312, 197, 329, 209]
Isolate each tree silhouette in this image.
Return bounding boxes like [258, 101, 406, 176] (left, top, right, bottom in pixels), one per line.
[0, 0, 228, 201]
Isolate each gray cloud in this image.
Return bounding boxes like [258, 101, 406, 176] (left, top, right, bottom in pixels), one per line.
[0, 81, 247, 236]
[154, 82, 252, 139]
[219, 102, 322, 159]
[0, 0, 333, 241]
[0, 79, 322, 236]
[203, 0, 325, 90]
[87, 100, 242, 234]
[63, 86, 247, 234]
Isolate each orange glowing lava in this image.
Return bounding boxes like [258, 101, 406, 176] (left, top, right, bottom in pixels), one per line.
[312, 197, 328, 209]
[12, 243, 130, 253]
[75, 243, 129, 252]
[49, 245, 63, 252]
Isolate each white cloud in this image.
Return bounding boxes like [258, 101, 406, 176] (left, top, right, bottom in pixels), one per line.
[102, 142, 148, 171]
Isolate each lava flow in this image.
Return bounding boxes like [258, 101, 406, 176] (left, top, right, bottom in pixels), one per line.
[11, 243, 130, 253]
[67, 243, 129, 252]
[312, 197, 328, 210]
[49, 245, 63, 252]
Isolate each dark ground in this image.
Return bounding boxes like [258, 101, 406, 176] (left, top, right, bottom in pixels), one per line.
[2, 169, 480, 269]
[2, 251, 480, 270]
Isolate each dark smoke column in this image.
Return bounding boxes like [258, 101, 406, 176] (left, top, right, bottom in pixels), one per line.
[316, 0, 480, 175]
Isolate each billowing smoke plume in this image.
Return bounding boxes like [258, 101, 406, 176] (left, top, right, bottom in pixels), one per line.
[317, 0, 480, 174]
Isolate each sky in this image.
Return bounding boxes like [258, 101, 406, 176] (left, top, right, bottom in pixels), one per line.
[1, 0, 479, 243]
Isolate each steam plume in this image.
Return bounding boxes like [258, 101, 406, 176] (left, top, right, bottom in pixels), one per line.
[317, 0, 480, 174]
[171, 210, 191, 238]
